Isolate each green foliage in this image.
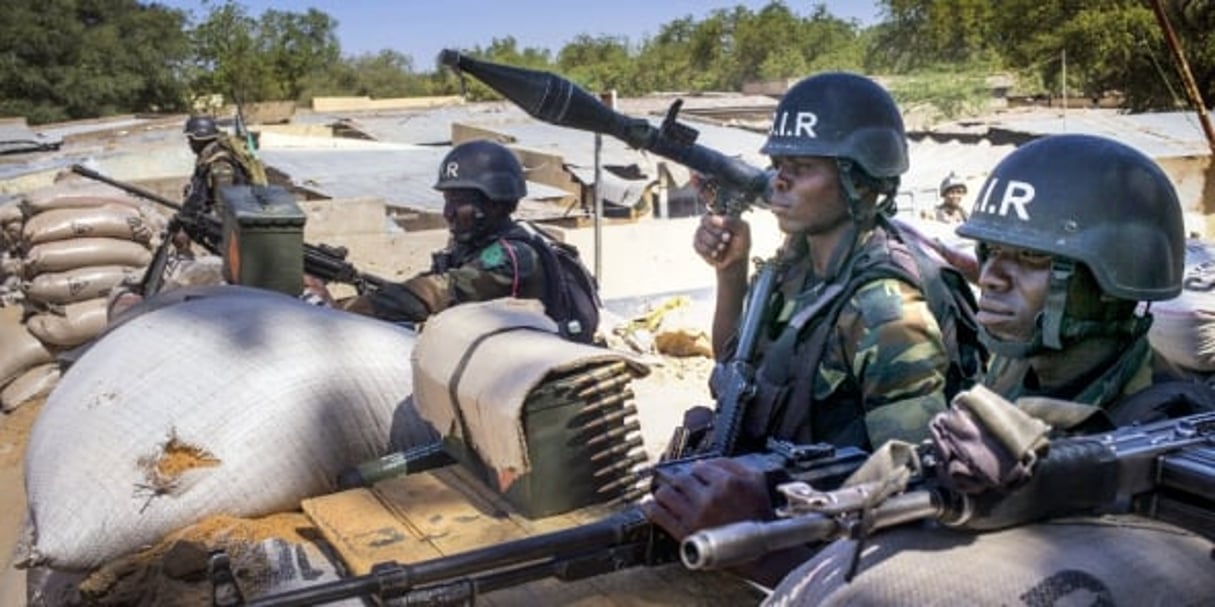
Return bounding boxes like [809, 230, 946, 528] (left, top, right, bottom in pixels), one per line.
[0, 0, 190, 124]
[884, 65, 995, 120]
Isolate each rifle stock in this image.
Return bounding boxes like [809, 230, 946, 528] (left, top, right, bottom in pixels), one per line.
[68, 164, 388, 294]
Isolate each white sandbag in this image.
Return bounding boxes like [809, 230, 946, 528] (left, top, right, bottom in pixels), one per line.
[22, 205, 154, 246]
[1, 363, 60, 412]
[26, 297, 109, 348]
[23, 237, 153, 275]
[23, 265, 142, 305]
[22, 285, 436, 571]
[0, 322, 54, 387]
[1149, 239, 1215, 372]
[766, 515, 1215, 606]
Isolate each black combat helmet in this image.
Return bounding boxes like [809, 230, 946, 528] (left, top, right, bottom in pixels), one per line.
[760, 72, 908, 180]
[959, 134, 1185, 355]
[434, 139, 527, 203]
[959, 134, 1184, 302]
[184, 116, 220, 141]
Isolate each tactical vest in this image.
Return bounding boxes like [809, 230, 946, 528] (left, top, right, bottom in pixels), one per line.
[742, 225, 984, 450]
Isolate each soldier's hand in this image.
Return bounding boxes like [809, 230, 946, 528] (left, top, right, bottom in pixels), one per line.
[643, 457, 771, 541]
[693, 214, 750, 270]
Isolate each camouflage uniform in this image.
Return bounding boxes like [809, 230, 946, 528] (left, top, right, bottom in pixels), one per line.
[932, 203, 968, 225]
[743, 228, 949, 451]
[341, 227, 547, 323]
[183, 137, 264, 218]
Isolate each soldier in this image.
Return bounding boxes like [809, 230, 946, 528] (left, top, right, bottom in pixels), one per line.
[764, 133, 1215, 606]
[338, 139, 599, 341]
[642, 72, 951, 586]
[181, 115, 266, 220]
[958, 133, 1209, 431]
[930, 172, 969, 225]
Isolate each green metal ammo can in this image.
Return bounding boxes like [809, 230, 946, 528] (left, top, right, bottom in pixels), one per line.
[218, 185, 305, 296]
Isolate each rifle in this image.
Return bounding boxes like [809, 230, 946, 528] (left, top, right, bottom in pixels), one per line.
[235, 440, 869, 606]
[68, 164, 388, 295]
[680, 410, 1215, 571]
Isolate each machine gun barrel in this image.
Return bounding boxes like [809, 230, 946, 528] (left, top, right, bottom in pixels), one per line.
[439, 50, 770, 216]
[70, 164, 182, 212]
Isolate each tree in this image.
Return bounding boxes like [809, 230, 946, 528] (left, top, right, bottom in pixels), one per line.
[186, 0, 341, 104]
[0, 0, 190, 124]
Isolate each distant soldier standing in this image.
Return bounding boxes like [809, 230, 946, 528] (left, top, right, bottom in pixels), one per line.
[181, 115, 267, 220]
[931, 172, 968, 225]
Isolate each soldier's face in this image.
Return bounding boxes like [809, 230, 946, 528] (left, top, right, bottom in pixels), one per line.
[768, 156, 848, 235]
[943, 187, 966, 207]
[975, 243, 1052, 342]
[443, 189, 485, 242]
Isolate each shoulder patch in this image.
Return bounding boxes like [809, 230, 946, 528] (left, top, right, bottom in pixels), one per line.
[478, 241, 507, 269]
[854, 279, 906, 327]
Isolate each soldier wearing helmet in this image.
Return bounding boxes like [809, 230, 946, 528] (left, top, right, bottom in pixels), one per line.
[181, 115, 265, 220]
[956, 133, 1210, 430]
[932, 172, 969, 225]
[338, 140, 568, 329]
[644, 72, 951, 586]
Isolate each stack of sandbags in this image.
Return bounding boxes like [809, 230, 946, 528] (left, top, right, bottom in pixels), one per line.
[0, 179, 168, 412]
[1149, 239, 1215, 376]
[19, 182, 166, 348]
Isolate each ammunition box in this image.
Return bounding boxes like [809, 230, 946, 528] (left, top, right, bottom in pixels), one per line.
[443, 362, 637, 519]
[218, 185, 305, 296]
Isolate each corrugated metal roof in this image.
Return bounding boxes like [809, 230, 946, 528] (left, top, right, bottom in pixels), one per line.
[0, 120, 63, 155]
[257, 142, 573, 217]
[935, 108, 1211, 159]
[899, 139, 1017, 217]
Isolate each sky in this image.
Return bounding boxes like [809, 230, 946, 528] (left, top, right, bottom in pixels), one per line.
[159, 1, 883, 67]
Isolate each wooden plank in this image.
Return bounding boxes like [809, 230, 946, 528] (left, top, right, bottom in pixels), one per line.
[303, 469, 763, 605]
[300, 488, 439, 576]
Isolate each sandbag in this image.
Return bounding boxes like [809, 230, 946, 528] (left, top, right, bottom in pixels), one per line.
[765, 515, 1215, 606]
[0, 322, 54, 387]
[1, 363, 60, 412]
[21, 285, 436, 571]
[22, 205, 154, 246]
[23, 237, 153, 276]
[1149, 239, 1215, 373]
[22, 265, 143, 305]
[0, 201, 21, 224]
[26, 297, 109, 348]
[22, 184, 143, 214]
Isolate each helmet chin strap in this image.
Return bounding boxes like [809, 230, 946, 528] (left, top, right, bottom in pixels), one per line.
[983, 258, 1153, 359]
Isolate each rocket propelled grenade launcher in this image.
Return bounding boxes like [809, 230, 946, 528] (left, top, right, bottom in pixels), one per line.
[438, 49, 771, 217]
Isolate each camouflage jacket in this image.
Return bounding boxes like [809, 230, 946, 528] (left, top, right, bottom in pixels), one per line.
[346, 226, 547, 323]
[741, 227, 950, 452]
[183, 137, 266, 217]
[984, 333, 1156, 432]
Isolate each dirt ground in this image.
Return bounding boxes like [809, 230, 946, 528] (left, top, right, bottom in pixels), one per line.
[0, 210, 777, 605]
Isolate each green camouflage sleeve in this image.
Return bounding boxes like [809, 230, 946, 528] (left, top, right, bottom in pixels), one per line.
[400, 238, 544, 316]
[832, 277, 949, 446]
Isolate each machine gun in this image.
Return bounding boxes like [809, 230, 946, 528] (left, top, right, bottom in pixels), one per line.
[68, 164, 388, 296]
[234, 440, 868, 606]
[680, 410, 1215, 571]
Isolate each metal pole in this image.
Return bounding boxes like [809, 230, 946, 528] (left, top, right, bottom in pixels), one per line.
[1150, 0, 1215, 154]
[593, 132, 603, 281]
[1061, 49, 1067, 130]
